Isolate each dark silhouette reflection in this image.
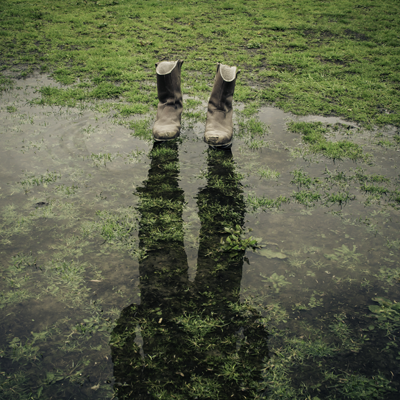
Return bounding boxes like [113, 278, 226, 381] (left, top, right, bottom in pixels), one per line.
[111, 142, 269, 399]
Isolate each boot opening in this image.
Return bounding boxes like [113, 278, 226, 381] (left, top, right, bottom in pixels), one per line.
[219, 64, 237, 82]
[156, 60, 178, 75]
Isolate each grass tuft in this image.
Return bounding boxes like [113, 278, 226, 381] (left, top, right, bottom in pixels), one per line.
[288, 121, 369, 161]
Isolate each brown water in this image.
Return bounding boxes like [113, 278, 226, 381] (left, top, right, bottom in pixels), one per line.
[0, 73, 399, 399]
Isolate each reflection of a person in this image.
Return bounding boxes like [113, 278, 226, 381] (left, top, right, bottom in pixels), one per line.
[111, 141, 269, 399]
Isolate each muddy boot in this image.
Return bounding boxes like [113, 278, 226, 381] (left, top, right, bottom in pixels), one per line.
[204, 63, 239, 148]
[153, 60, 183, 141]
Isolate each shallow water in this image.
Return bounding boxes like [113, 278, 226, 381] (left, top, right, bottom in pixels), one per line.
[1, 73, 399, 399]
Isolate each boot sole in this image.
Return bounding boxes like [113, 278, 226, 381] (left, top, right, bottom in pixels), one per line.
[153, 133, 180, 142]
[206, 140, 232, 149]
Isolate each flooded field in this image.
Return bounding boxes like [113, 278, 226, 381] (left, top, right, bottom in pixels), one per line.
[1, 73, 400, 399]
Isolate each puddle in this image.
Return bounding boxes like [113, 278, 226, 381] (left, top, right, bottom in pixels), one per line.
[1, 74, 399, 399]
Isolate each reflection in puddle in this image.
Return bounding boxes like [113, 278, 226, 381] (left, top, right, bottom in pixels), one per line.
[112, 144, 269, 398]
[0, 75, 399, 398]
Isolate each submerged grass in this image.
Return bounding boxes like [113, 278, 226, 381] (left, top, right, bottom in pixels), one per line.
[1, 129, 400, 398]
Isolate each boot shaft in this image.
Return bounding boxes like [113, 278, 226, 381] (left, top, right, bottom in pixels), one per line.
[204, 63, 239, 147]
[153, 60, 183, 140]
[156, 60, 183, 105]
[208, 63, 238, 112]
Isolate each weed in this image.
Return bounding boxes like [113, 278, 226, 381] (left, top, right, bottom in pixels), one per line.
[242, 101, 261, 117]
[293, 292, 324, 311]
[119, 103, 149, 116]
[260, 273, 291, 293]
[386, 239, 400, 250]
[333, 372, 395, 399]
[329, 313, 366, 353]
[123, 149, 145, 164]
[246, 194, 289, 212]
[94, 207, 138, 255]
[20, 171, 61, 188]
[325, 245, 362, 267]
[55, 184, 79, 196]
[238, 118, 269, 139]
[292, 190, 321, 207]
[369, 297, 400, 330]
[90, 152, 118, 167]
[128, 119, 152, 140]
[247, 139, 269, 149]
[257, 167, 280, 180]
[290, 169, 323, 206]
[323, 168, 350, 185]
[375, 267, 400, 287]
[377, 139, 395, 148]
[9, 337, 40, 363]
[324, 191, 355, 207]
[6, 105, 17, 113]
[219, 225, 260, 253]
[290, 169, 321, 190]
[354, 169, 390, 184]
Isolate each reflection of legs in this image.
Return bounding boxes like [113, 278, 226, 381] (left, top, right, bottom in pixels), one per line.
[112, 145, 269, 399]
[136, 141, 189, 309]
[195, 148, 245, 304]
[112, 141, 189, 398]
[195, 148, 269, 398]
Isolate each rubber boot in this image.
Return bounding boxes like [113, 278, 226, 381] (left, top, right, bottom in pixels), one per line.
[204, 63, 239, 148]
[153, 60, 183, 141]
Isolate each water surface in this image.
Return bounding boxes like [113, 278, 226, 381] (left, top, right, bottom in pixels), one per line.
[1, 73, 399, 399]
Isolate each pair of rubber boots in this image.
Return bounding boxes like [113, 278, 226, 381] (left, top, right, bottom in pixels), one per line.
[152, 60, 238, 148]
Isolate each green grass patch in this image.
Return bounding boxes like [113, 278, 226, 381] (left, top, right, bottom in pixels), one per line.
[6, 105, 17, 113]
[292, 190, 321, 207]
[128, 119, 152, 140]
[257, 167, 280, 180]
[1, 0, 398, 125]
[247, 194, 289, 212]
[288, 121, 368, 161]
[238, 118, 268, 139]
[20, 171, 61, 188]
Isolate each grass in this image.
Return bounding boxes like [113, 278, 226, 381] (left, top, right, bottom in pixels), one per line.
[246, 194, 289, 212]
[287, 168, 399, 209]
[20, 171, 61, 188]
[128, 119, 152, 140]
[1, 0, 399, 127]
[287, 121, 369, 161]
[92, 207, 140, 257]
[90, 152, 117, 167]
[257, 167, 280, 180]
[1, 2, 400, 398]
[238, 118, 269, 139]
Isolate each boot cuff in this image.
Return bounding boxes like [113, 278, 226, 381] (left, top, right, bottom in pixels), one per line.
[220, 64, 237, 82]
[156, 60, 178, 75]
